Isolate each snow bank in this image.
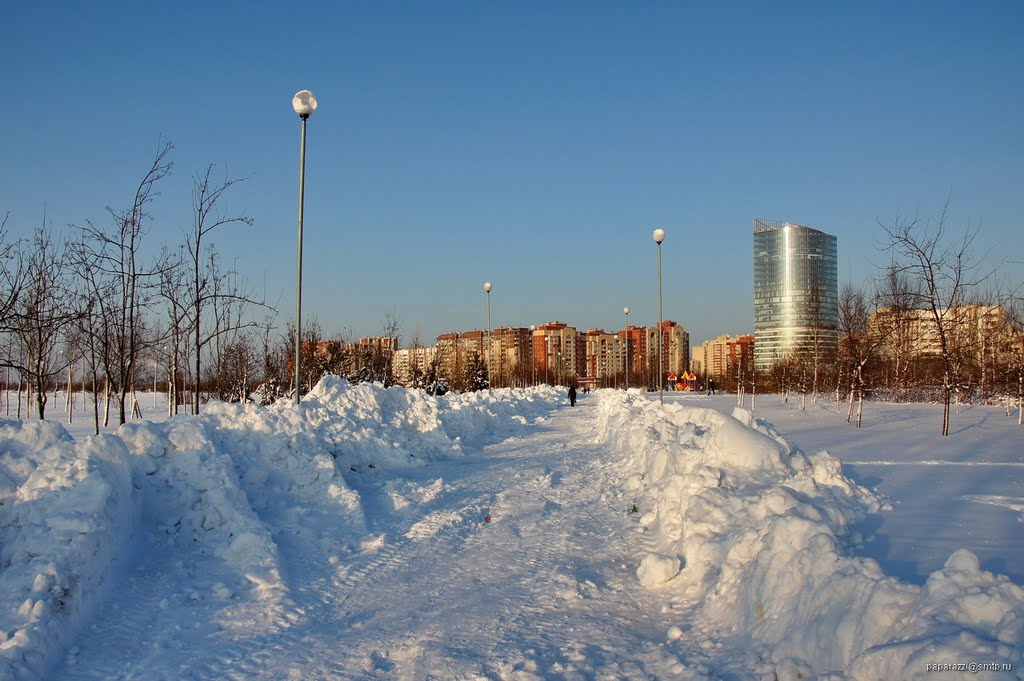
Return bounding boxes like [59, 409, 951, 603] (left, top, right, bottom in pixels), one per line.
[0, 380, 562, 680]
[0, 419, 133, 679]
[596, 390, 1024, 679]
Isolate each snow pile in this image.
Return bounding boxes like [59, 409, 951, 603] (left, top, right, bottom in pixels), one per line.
[596, 390, 1024, 679]
[0, 379, 563, 680]
[117, 419, 288, 596]
[0, 420, 133, 679]
[301, 377, 563, 465]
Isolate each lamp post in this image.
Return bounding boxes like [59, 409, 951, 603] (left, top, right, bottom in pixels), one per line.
[483, 282, 492, 388]
[292, 89, 318, 404]
[653, 228, 665, 404]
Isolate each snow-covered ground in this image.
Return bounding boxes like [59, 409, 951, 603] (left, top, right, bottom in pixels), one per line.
[674, 393, 1024, 587]
[1, 383, 1021, 680]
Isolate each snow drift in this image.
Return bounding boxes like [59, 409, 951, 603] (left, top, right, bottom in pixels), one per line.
[0, 379, 562, 681]
[0, 420, 133, 679]
[596, 390, 1024, 680]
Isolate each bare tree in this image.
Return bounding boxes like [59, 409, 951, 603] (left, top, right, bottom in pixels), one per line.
[805, 278, 831, 405]
[0, 215, 25, 415]
[67, 245, 115, 433]
[378, 311, 401, 388]
[156, 246, 190, 415]
[874, 265, 922, 401]
[254, 310, 288, 404]
[408, 324, 425, 389]
[204, 252, 263, 402]
[0, 213, 25, 341]
[421, 343, 450, 395]
[880, 202, 991, 436]
[14, 226, 76, 419]
[284, 316, 330, 396]
[837, 283, 885, 427]
[74, 138, 173, 424]
[183, 165, 257, 413]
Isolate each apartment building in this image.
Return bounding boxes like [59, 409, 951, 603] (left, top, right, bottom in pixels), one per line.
[533, 322, 581, 384]
[489, 327, 534, 387]
[618, 325, 647, 384]
[436, 330, 486, 382]
[869, 304, 1006, 362]
[424, 319, 694, 389]
[654, 321, 690, 378]
[582, 329, 622, 385]
[696, 333, 755, 379]
[392, 346, 437, 386]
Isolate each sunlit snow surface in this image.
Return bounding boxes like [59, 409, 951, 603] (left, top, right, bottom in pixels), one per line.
[1, 383, 1021, 680]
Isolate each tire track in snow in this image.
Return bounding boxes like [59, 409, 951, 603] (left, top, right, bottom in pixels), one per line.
[387, 404, 702, 679]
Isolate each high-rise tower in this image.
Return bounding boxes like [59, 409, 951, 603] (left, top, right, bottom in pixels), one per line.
[753, 219, 838, 371]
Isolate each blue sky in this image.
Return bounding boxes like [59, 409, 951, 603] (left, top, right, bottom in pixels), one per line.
[2, 1, 1022, 347]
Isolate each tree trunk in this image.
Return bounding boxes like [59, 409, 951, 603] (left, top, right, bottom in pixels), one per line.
[103, 379, 111, 428]
[846, 375, 856, 423]
[194, 307, 201, 415]
[856, 364, 864, 428]
[92, 369, 100, 435]
[34, 382, 46, 420]
[812, 357, 819, 406]
[942, 388, 951, 437]
[67, 364, 73, 424]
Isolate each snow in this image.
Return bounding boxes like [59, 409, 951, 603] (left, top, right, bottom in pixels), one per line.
[0, 382, 1021, 679]
[599, 391, 1023, 678]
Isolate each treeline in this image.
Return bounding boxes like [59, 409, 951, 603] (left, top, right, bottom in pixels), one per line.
[0, 140, 279, 432]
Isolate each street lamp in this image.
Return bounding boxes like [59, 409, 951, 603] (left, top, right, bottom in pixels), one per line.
[653, 228, 665, 404]
[292, 89, 317, 404]
[484, 282, 492, 388]
[623, 306, 630, 391]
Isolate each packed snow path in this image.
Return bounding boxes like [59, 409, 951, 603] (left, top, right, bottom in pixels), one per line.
[54, 398, 698, 680]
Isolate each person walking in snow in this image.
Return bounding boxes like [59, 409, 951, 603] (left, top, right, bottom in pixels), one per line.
[707, 379, 716, 395]
[568, 385, 577, 407]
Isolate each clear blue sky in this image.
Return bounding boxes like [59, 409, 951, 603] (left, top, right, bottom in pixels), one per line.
[3, 1, 1022, 347]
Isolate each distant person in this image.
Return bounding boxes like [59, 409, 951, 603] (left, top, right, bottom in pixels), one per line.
[708, 379, 716, 395]
[568, 386, 577, 407]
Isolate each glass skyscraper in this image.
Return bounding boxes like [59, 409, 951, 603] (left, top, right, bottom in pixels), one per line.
[752, 219, 838, 371]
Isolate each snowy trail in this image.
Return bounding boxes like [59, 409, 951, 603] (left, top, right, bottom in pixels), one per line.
[53, 399, 699, 680]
